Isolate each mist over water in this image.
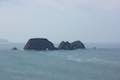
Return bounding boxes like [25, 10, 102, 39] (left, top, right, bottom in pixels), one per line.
[0, 43, 120, 80]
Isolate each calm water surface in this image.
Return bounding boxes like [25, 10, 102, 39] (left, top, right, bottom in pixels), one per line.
[0, 45, 120, 80]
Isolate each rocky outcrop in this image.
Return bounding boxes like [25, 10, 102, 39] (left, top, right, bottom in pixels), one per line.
[12, 47, 18, 50]
[24, 38, 56, 50]
[71, 41, 86, 49]
[58, 41, 71, 50]
[58, 41, 86, 50]
[24, 38, 86, 51]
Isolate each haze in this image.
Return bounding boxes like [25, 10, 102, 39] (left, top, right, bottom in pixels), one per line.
[0, 0, 120, 43]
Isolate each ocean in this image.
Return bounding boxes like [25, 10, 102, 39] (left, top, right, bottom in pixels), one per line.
[0, 43, 120, 80]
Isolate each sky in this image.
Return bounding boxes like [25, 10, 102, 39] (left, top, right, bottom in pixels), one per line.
[0, 0, 120, 43]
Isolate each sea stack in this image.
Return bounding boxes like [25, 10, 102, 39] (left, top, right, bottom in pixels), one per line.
[58, 41, 71, 50]
[58, 40, 86, 50]
[71, 41, 86, 49]
[24, 38, 56, 51]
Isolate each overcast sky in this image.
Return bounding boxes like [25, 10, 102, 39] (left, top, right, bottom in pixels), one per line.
[0, 0, 120, 43]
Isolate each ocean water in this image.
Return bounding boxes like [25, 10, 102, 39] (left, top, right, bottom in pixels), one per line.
[0, 44, 120, 80]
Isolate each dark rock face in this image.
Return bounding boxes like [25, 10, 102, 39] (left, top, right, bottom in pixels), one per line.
[71, 41, 86, 49]
[24, 38, 86, 51]
[24, 38, 56, 50]
[58, 41, 71, 50]
[58, 41, 85, 50]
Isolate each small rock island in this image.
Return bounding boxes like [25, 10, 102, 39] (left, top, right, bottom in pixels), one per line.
[24, 38, 86, 51]
[58, 41, 86, 50]
[12, 47, 18, 50]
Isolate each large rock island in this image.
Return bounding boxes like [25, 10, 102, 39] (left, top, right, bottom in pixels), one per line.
[24, 38, 56, 50]
[24, 38, 86, 51]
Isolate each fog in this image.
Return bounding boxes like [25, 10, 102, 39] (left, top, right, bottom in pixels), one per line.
[0, 0, 120, 43]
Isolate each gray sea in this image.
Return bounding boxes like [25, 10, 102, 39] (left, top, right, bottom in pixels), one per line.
[0, 43, 120, 80]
